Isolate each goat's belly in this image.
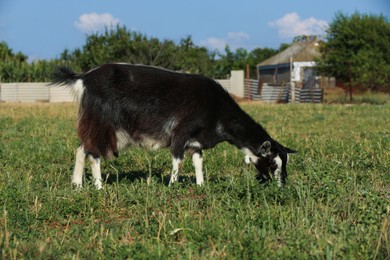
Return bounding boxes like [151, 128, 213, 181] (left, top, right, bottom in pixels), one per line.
[116, 129, 169, 152]
[137, 136, 169, 151]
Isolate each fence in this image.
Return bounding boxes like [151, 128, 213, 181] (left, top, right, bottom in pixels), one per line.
[0, 78, 323, 103]
[290, 88, 324, 103]
[244, 80, 323, 103]
[0, 83, 74, 103]
[0, 71, 246, 102]
[215, 79, 231, 93]
[243, 79, 261, 100]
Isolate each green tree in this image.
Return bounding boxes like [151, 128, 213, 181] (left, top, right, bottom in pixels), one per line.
[0, 41, 27, 62]
[58, 25, 285, 79]
[0, 41, 61, 82]
[0, 41, 28, 82]
[64, 26, 215, 75]
[213, 46, 279, 79]
[212, 46, 236, 78]
[175, 36, 214, 76]
[292, 35, 320, 44]
[247, 47, 278, 78]
[316, 12, 390, 100]
[65, 26, 173, 71]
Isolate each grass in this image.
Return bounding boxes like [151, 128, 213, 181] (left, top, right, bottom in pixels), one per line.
[324, 87, 390, 105]
[0, 102, 389, 259]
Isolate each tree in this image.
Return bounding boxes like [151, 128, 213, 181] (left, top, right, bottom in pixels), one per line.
[0, 41, 27, 62]
[0, 41, 30, 82]
[292, 35, 320, 44]
[175, 36, 214, 76]
[61, 27, 216, 76]
[246, 47, 278, 78]
[1, 26, 289, 82]
[63, 25, 178, 71]
[316, 12, 390, 100]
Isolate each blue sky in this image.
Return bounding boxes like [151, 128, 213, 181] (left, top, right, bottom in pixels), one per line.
[0, 0, 389, 60]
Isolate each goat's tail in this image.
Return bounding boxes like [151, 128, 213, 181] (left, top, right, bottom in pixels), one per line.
[51, 66, 81, 86]
[51, 66, 84, 102]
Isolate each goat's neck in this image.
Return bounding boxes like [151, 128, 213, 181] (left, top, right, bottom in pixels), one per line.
[222, 110, 272, 153]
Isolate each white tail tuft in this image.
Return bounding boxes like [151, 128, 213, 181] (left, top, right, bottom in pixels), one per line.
[71, 79, 85, 102]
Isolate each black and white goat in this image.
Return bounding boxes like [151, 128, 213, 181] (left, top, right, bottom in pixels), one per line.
[52, 63, 296, 189]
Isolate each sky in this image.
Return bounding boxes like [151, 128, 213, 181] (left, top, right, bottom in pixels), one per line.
[0, 0, 389, 60]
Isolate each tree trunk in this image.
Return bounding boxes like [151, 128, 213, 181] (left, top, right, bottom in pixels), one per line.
[349, 85, 353, 102]
[348, 61, 353, 102]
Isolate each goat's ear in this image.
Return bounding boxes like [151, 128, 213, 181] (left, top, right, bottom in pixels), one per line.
[259, 141, 271, 157]
[285, 147, 297, 154]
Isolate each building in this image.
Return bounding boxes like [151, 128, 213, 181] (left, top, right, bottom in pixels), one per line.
[253, 38, 335, 103]
[257, 39, 322, 90]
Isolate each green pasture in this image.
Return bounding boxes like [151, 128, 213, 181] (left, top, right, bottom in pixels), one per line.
[0, 103, 389, 259]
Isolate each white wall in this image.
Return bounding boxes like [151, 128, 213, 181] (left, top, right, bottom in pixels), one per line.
[216, 70, 244, 97]
[0, 70, 246, 102]
[292, 61, 316, 82]
[0, 83, 74, 102]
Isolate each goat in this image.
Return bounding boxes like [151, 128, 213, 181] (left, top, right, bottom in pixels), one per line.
[51, 63, 296, 189]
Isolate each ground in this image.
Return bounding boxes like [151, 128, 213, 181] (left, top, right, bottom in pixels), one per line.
[0, 102, 389, 258]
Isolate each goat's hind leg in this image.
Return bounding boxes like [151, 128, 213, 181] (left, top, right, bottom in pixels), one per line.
[89, 155, 103, 190]
[169, 138, 187, 186]
[72, 145, 86, 188]
[72, 145, 103, 190]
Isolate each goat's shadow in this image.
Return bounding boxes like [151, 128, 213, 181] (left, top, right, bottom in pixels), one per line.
[103, 169, 164, 185]
[85, 167, 260, 187]
[85, 169, 200, 186]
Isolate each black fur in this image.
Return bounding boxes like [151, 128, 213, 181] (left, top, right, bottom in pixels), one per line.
[51, 63, 296, 185]
[51, 67, 81, 85]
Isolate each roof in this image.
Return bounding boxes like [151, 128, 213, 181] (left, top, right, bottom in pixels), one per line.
[258, 40, 321, 67]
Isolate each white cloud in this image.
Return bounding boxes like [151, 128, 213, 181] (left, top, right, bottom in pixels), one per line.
[269, 12, 328, 38]
[227, 32, 250, 41]
[200, 37, 227, 50]
[74, 12, 120, 33]
[200, 32, 250, 51]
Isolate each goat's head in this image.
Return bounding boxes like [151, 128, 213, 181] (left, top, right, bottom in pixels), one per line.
[246, 141, 296, 186]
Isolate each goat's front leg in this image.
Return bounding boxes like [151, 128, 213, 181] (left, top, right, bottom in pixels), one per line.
[169, 157, 182, 186]
[72, 145, 86, 188]
[192, 150, 204, 186]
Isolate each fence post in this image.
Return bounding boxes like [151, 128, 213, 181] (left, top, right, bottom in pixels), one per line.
[230, 70, 244, 98]
[290, 57, 295, 103]
[246, 64, 251, 101]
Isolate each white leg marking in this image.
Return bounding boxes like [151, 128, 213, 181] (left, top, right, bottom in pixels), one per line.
[185, 140, 202, 149]
[273, 155, 283, 187]
[89, 156, 102, 190]
[192, 153, 204, 186]
[72, 146, 86, 188]
[244, 155, 251, 164]
[169, 157, 181, 186]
